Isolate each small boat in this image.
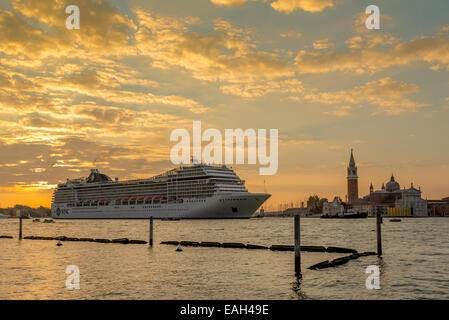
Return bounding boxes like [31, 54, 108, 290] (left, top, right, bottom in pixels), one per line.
[341, 210, 368, 219]
[390, 219, 402, 222]
[33, 218, 41, 222]
[320, 214, 339, 219]
[321, 210, 367, 219]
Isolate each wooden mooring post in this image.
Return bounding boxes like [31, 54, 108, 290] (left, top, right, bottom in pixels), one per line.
[294, 215, 301, 276]
[19, 216, 23, 240]
[376, 209, 382, 257]
[149, 216, 154, 247]
[18, 209, 22, 240]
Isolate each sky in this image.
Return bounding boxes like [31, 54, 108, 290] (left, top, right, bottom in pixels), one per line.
[0, 0, 448, 209]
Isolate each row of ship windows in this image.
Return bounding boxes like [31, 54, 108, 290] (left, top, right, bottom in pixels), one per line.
[57, 196, 211, 203]
[68, 199, 174, 207]
[219, 198, 248, 202]
[58, 189, 215, 195]
[65, 198, 212, 207]
[64, 182, 217, 189]
[60, 189, 216, 197]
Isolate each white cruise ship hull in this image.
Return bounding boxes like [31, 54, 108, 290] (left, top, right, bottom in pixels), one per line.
[51, 193, 270, 219]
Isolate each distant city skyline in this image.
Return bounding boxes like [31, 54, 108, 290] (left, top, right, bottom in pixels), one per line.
[0, 0, 448, 208]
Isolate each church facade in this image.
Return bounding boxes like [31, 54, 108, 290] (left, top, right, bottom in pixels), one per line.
[342, 150, 428, 216]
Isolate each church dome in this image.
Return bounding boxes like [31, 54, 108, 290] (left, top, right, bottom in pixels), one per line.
[385, 174, 400, 192]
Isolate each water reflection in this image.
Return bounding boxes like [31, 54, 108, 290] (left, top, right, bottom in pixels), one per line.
[292, 275, 308, 299]
[0, 217, 448, 299]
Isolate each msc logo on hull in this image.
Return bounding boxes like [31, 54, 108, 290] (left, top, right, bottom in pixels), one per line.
[55, 208, 69, 216]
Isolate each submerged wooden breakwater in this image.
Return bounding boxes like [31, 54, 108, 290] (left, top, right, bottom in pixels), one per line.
[160, 241, 357, 253]
[160, 240, 377, 270]
[23, 235, 147, 244]
[308, 252, 377, 270]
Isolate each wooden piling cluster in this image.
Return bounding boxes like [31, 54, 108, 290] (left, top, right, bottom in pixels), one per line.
[22, 235, 147, 244]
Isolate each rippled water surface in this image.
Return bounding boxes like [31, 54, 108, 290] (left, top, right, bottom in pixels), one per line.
[1, 217, 448, 299]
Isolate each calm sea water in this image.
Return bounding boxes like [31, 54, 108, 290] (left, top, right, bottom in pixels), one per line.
[0, 217, 448, 300]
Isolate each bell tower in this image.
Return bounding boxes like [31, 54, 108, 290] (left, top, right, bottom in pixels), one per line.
[347, 149, 359, 203]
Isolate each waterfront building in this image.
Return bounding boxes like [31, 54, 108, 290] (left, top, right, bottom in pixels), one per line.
[427, 197, 449, 216]
[359, 177, 428, 216]
[394, 183, 428, 216]
[322, 197, 344, 216]
[324, 150, 429, 217]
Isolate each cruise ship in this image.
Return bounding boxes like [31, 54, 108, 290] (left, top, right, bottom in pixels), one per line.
[51, 164, 270, 219]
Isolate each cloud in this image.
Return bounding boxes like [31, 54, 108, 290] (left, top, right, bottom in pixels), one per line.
[280, 30, 302, 39]
[303, 77, 429, 115]
[295, 34, 449, 74]
[12, 0, 136, 52]
[270, 0, 335, 13]
[352, 12, 395, 34]
[0, 136, 173, 193]
[135, 10, 293, 82]
[312, 38, 333, 50]
[209, 0, 335, 13]
[0, 10, 68, 58]
[0, 63, 209, 116]
[13, 181, 57, 191]
[21, 116, 68, 131]
[323, 105, 352, 117]
[280, 138, 321, 146]
[220, 78, 304, 97]
[210, 0, 258, 6]
[345, 13, 398, 50]
[345, 34, 399, 49]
